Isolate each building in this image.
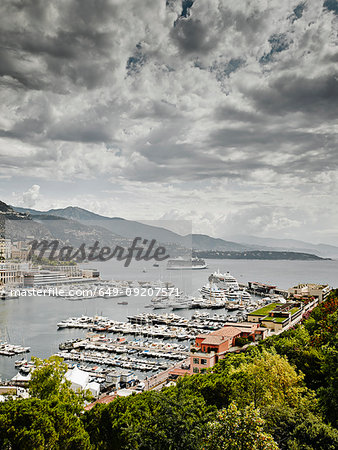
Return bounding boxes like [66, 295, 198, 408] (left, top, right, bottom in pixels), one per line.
[81, 268, 100, 278]
[0, 239, 11, 260]
[10, 241, 30, 261]
[23, 270, 68, 287]
[247, 281, 277, 295]
[22, 266, 100, 286]
[0, 262, 29, 286]
[40, 265, 82, 277]
[247, 302, 304, 332]
[288, 283, 331, 302]
[190, 323, 267, 374]
[247, 302, 281, 323]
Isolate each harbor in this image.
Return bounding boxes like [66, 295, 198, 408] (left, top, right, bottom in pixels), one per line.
[1, 258, 337, 384]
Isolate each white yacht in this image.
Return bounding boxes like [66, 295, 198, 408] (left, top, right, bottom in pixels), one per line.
[199, 283, 228, 300]
[239, 290, 251, 301]
[190, 297, 207, 309]
[209, 270, 240, 291]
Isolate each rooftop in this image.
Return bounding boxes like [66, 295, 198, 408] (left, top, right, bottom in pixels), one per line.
[211, 326, 242, 337]
[262, 316, 288, 323]
[290, 283, 329, 290]
[202, 336, 229, 345]
[196, 326, 242, 347]
[248, 302, 281, 316]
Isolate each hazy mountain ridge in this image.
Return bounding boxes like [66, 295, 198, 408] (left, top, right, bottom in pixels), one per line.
[13, 206, 253, 252]
[7, 204, 126, 247]
[11, 204, 337, 258]
[230, 235, 338, 258]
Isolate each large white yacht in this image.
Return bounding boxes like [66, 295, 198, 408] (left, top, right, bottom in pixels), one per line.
[199, 283, 228, 300]
[209, 270, 240, 291]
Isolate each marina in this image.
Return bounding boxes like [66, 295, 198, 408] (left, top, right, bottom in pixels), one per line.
[0, 343, 30, 357]
[1, 258, 338, 383]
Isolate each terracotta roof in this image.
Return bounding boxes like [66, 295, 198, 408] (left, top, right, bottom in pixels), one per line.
[84, 393, 117, 411]
[201, 335, 228, 345]
[211, 326, 242, 337]
[196, 334, 210, 340]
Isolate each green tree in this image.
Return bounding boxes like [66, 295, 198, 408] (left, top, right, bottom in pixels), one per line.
[263, 400, 338, 450]
[84, 386, 215, 449]
[0, 355, 93, 449]
[205, 402, 278, 450]
[29, 356, 91, 413]
[318, 345, 338, 427]
[289, 413, 338, 449]
[0, 398, 92, 450]
[228, 350, 306, 410]
[261, 326, 324, 390]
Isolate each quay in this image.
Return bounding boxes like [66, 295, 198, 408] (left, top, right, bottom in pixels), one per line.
[241, 281, 288, 298]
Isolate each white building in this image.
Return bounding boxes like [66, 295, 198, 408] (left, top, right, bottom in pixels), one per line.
[0, 239, 11, 260]
[288, 283, 332, 302]
[0, 262, 28, 286]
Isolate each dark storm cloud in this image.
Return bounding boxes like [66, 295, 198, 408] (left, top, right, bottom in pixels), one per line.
[0, 0, 337, 188]
[249, 74, 338, 119]
[0, 0, 119, 91]
[171, 18, 220, 54]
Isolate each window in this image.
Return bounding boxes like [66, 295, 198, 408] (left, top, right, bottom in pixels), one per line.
[201, 359, 207, 365]
[193, 358, 199, 364]
[193, 367, 199, 373]
[200, 368, 207, 374]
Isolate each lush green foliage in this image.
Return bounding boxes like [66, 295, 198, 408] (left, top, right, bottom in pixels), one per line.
[205, 402, 278, 450]
[84, 386, 215, 449]
[0, 357, 92, 449]
[29, 356, 91, 413]
[0, 291, 337, 449]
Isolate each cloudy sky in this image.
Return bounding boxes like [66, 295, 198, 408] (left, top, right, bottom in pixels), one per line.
[0, 0, 337, 244]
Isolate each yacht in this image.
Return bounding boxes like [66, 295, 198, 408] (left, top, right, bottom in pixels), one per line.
[167, 257, 207, 270]
[199, 283, 228, 300]
[209, 270, 240, 291]
[190, 297, 207, 309]
[240, 290, 251, 301]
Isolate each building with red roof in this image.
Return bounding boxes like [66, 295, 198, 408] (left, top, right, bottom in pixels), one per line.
[190, 323, 268, 374]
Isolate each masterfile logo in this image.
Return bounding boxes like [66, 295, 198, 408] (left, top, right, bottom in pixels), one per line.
[27, 237, 170, 267]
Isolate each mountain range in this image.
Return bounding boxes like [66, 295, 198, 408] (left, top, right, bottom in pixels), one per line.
[13, 206, 249, 252]
[229, 235, 338, 258]
[4, 203, 337, 259]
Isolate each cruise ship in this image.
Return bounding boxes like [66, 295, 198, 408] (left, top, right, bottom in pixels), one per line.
[167, 257, 207, 270]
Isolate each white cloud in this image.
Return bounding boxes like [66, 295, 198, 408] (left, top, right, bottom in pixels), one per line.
[0, 0, 337, 244]
[16, 184, 41, 208]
